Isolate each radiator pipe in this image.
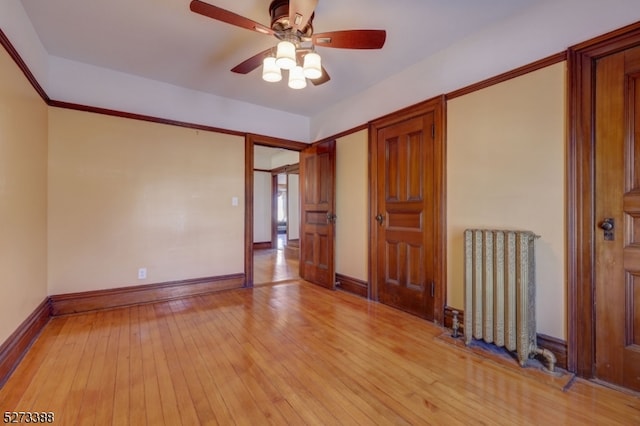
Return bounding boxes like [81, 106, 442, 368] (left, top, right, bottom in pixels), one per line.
[532, 346, 556, 373]
[451, 310, 460, 338]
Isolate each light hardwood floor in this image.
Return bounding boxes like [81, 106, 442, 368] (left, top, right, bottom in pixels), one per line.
[1, 281, 639, 425]
[253, 236, 299, 285]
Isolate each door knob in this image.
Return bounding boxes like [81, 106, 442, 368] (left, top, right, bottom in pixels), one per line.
[599, 218, 614, 231]
[600, 218, 615, 241]
[375, 214, 384, 225]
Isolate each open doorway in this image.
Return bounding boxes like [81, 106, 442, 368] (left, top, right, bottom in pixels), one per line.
[278, 164, 300, 257]
[253, 145, 300, 285]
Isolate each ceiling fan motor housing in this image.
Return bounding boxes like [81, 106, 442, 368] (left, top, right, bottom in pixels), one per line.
[269, 0, 314, 37]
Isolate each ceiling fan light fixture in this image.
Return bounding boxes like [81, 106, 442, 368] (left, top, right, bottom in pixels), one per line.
[288, 65, 307, 89]
[262, 57, 282, 82]
[190, 1, 388, 89]
[275, 40, 296, 70]
[303, 52, 322, 80]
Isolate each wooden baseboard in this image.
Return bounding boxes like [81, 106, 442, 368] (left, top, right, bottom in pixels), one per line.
[50, 274, 245, 316]
[0, 298, 52, 387]
[336, 273, 368, 298]
[253, 242, 272, 250]
[443, 306, 568, 370]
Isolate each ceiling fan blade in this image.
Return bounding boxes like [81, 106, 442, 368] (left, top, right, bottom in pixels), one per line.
[190, 0, 274, 35]
[312, 30, 387, 49]
[289, 0, 318, 32]
[310, 66, 330, 86]
[231, 48, 273, 74]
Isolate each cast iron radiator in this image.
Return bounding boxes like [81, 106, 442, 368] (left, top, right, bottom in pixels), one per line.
[463, 229, 555, 371]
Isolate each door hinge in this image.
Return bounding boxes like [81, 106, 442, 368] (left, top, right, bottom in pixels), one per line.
[430, 282, 435, 298]
[431, 124, 435, 139]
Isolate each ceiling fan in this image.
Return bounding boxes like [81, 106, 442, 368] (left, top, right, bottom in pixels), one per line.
[189, 0, 387, 89]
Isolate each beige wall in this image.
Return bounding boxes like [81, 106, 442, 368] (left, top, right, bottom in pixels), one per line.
[271, 150, 299, 169]
[447, 62, 566, 339]
[253, 171, 271, 243]
[336, 130, 368, 282]
[48, 108, 245, 294]
[0, 49, 48, 343]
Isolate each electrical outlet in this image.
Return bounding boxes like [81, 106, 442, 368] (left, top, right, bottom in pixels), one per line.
[138, 267, 147, 280]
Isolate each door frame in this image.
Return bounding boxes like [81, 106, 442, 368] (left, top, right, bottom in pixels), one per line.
[271, 172, 279, 249]
[567, 21, 640, 377]
[244, 134, 308, 287]
[368, 95, 447, 324]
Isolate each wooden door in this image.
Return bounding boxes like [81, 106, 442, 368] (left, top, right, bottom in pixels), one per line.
[371, 108, 439, 320]
[594, 45, 640, 391]
[299, 140, 336, 289]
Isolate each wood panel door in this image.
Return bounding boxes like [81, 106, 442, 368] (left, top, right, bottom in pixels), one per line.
[299, 140, 336, 289]
[594, 45, 640, 391]
[370, 98, 445, 321]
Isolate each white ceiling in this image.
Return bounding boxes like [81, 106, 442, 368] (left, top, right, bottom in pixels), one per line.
[20, 0, 540, 117]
